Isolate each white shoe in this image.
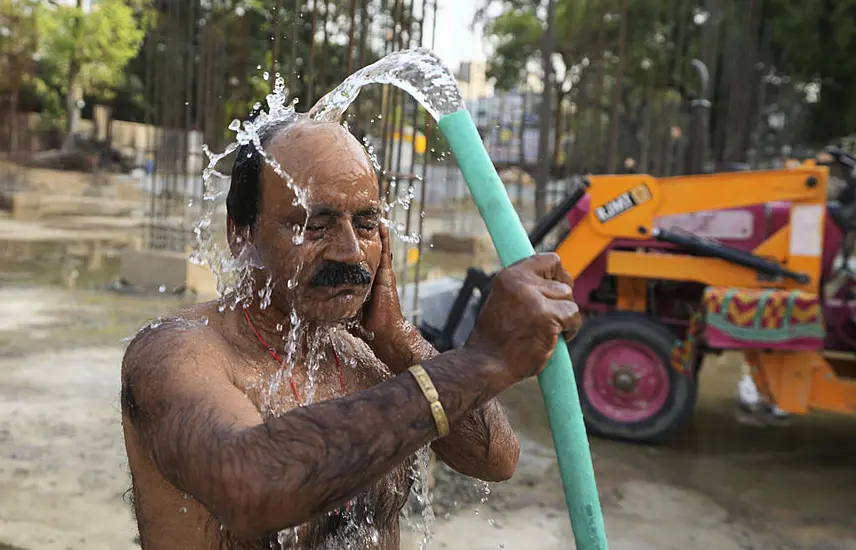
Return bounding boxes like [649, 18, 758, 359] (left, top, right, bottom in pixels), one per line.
[736, 374, 761, 409]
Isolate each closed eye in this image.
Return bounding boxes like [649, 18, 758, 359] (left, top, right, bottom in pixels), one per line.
[305, 214, 334, 231]
[353, 207, 381, 232]
[354, 218, 378, 231]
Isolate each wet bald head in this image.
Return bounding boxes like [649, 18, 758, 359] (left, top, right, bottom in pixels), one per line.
[227, 117, 375, 229]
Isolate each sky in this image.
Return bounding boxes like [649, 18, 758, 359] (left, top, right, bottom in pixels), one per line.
[428, 0, 487, 73]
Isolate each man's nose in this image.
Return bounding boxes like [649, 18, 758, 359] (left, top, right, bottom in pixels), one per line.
[325, 221, 362, 264]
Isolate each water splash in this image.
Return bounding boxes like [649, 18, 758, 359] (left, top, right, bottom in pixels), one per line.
[309, 48, 464, 123]
[192, 72, 308, 313]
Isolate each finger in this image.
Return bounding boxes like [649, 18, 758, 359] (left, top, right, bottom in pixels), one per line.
[538, 280, 574, 300]
[347, 322, 375, 343]
[552, 264, 574, 288]
[564, 312, 583, 342]
[379, 222, 392, 270]
[550, 299, 581, 335]
[522, 253, 572, 285]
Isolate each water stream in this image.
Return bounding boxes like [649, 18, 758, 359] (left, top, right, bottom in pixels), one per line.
[190, 48, 477, 549]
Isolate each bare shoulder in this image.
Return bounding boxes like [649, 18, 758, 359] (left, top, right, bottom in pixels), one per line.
[121, 302, 234, 396]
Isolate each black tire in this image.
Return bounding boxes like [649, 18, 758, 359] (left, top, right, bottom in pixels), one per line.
[568, 311, 698, 444]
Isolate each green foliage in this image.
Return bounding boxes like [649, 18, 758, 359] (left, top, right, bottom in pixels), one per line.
[765, 0, 856, 142]
[36, 0, 149, 102]
[0, 0, 39, 91]
[479, 0, 856, 159]
[484, 7, 542, 90]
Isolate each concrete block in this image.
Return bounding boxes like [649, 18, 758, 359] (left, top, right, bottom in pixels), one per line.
[186, 259, 219, 299]
[430, 232, 492, 256]
[119, 248, 218, 298]
[9, 192, 40, 221]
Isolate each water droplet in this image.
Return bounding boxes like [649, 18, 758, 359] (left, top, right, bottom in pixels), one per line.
[179, 506, 188, 513]
[263, 71, 270, 80]
[158, 285, 166, 293]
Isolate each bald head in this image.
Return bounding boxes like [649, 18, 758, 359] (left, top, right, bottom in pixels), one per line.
[263, 119, 375, 198]
[227, 117, 375, 230]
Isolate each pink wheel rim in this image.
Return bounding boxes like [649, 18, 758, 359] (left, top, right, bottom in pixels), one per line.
[583, 339, 670, 423]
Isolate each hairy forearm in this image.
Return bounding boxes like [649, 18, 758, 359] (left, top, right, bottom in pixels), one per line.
[377, 322, 520, 482]
[223, 347, 505, 537]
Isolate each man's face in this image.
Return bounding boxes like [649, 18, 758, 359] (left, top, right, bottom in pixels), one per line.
[249, 120, 382, 324]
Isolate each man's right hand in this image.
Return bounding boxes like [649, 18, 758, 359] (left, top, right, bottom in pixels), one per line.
[465, 253, 582, 385]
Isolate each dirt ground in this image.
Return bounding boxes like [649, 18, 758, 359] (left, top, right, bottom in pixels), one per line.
[1, 280, 856, 550]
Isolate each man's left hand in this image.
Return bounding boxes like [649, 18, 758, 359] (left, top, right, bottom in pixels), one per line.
[352, 222, 414, 371]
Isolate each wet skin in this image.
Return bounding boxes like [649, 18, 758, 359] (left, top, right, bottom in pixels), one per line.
[120, 120, 582, 549]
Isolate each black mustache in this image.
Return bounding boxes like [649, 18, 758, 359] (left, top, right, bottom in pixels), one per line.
[309, 261, 372, 288]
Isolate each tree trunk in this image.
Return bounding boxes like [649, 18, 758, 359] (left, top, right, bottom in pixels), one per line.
[535, 0, 556, 221]
[63, 0, 85, 150]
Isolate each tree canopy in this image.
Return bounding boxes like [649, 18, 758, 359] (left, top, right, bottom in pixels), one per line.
[478, 0, 856, 167]
[33, 0, 149, 136]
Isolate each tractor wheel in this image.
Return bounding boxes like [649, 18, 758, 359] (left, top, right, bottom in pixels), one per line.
[568, 312, 697, 444]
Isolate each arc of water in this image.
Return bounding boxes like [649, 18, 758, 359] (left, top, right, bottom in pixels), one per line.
[311, 48, 608, 549]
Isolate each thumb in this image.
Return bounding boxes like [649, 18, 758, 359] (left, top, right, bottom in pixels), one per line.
[348, 322, 375, 343]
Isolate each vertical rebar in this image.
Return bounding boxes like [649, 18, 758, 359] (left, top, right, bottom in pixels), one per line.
[399, 0, 425, 307]
[290, 0, 300, 88]
[346, 0, 358, 74]
[535, 0, 556, 220]
[606, 0, 628, 173]
[321, 0, 330, 89]
[307, 0, 318, 104]
[271, 0, 285, 84]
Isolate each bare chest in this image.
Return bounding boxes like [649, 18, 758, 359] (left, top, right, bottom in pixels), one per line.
[227, 348, 415, 548]
[235, 344, 391, 416]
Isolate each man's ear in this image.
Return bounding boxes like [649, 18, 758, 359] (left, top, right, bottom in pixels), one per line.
[227, 216, 250, 258]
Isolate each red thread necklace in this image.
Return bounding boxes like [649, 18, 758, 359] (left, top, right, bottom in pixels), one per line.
[242, 307, 345, 405]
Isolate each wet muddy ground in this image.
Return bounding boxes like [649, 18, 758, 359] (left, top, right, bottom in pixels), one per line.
[1, 278, 855, 549]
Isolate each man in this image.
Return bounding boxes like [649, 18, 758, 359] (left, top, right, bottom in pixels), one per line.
[120, 115, 582, 549]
